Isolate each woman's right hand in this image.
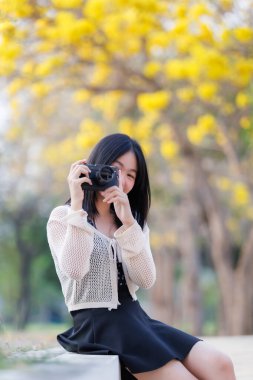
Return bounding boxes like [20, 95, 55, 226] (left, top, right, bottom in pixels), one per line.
[67, 158, 92, 210]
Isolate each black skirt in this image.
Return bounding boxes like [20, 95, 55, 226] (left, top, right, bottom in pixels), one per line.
[57, 262, 203, 379]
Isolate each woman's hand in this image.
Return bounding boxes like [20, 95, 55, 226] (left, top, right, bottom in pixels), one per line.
[101, 170, 135, 227]
[67, 158, 92, 211]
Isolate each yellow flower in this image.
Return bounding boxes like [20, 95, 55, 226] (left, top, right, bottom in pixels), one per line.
[187, 115, 216, 145]
[77, 43, 93, 60]
[232, 183, 250, 207]
[197, 82, 218, 101]
[240, 117, 250, 129]
[143, 62, 161, 78]
[233, 59, 253, 87]
[7, 78, 26, 95]
[83, 0, 107, 20]
[119, 118, 135, 136]
[147, 31, 172, 50]
[135, 117, 153, 140]
[234, 27, 253, 43]
[0, 40, 21, 60]
[140, 140, 153, 157]
[175, 4, 187, 18]
[165, 60, 186, 80]
[236, 92, 249, 109]
[90, 64, 111, 86]
[137, 91, 171, 112]
[0, 60, 16, 75]
[77, 119, 103, 149]
[52, 0, 83, 7]
[176, 88, 194, 103]
[189, 3, 211, 19]
[35, 56, 64, 77]
[73, 90, 90, 103]
[197, 23, 214, 44]
[176, 35, 196, 54]
[49, 12, 95, 44]
[22, 61, 35, 76]
[197, 114, 216, 133]
[30, 83, 51, 97]
[1, 0, 33, 17]
[173, 19, 188, 35]
[0, 21, 16, 37]
[124, 39, 141, 55]
[191, 46, 228, 80]
[187, 125, 204, 145]
[35, 42, 55, 53]
[160, 141, 179, 159]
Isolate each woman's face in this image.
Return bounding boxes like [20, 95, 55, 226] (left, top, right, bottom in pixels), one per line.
[112, 151, 137, 194]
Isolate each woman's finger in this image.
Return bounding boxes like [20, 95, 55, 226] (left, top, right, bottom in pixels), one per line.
[71, 158, 87, 167]
[101, 186, 122, 196]
[103, 193, 125, 203]
[76, 177, 93, 186]
[104, 196, 120, 204]
[71, 165, 91, 178]
[102, 189, 121, 200]
[72, 164, 91, 173]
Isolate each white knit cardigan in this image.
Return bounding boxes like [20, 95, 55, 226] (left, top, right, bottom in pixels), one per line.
[47, 205, 156, 311]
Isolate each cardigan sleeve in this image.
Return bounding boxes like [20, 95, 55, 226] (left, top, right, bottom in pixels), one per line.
[114, 221, 156, 289]
[47, 205, 94, 280]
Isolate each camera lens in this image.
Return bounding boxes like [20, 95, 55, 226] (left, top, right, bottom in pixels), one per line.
[97, 165, 114, 184]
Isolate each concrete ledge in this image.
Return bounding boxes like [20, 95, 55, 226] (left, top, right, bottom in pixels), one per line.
[3, 348, 121, 380]
[2, 335, 253, 380]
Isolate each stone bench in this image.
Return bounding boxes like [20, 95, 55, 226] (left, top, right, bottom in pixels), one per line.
[1, 347, 121, 380]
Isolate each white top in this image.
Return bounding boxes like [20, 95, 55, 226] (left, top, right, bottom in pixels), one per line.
[46, 205, 156, 311]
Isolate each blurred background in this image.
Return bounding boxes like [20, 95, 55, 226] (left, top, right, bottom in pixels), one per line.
[0, 0, 253, 340]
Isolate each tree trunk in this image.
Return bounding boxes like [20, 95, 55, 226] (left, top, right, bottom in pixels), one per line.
[16, 255, 32, 329]
[169, 121, 235, 334]
[151, 247, 176, 324]
[232, 226, 253, 334]
[191, 157, 235, 334]
[14, 220, 33, 330]
[178, 199, 203, 336]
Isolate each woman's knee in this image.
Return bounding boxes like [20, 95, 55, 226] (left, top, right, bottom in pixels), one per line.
[215, 352, 235, 375]
[182, 341, 236, 379]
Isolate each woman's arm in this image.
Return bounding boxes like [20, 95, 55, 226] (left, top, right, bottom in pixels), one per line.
[114, 222, 156, 289]
[47, 205, 94, 280]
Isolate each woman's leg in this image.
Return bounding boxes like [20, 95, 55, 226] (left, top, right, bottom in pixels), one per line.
[182, 341, 236, 380]
[133, 359, 198, 380]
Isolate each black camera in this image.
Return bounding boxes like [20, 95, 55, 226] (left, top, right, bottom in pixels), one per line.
[80, 164, 119, 191]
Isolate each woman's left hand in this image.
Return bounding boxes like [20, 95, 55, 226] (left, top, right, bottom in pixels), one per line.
[101, 170, 135, 227]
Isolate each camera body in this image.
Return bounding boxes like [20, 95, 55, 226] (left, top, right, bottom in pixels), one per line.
[80, 164, 119, 191]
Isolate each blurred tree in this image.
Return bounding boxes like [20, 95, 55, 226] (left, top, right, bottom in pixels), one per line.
[0, 197, 59, 329]
[1, 0, 253, 334]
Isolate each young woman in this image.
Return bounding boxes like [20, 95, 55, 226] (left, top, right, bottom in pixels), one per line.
[47, 133, 236, 380]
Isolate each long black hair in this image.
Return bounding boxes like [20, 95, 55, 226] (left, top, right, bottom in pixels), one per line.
[66, 133, 151, 229]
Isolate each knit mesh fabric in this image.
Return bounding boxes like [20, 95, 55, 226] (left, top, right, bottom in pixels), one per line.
[47, 205, 156, 311]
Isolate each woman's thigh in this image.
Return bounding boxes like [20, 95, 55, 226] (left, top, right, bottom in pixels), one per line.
[133, 359, 198, 380]
[182, 341, 236, 380]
